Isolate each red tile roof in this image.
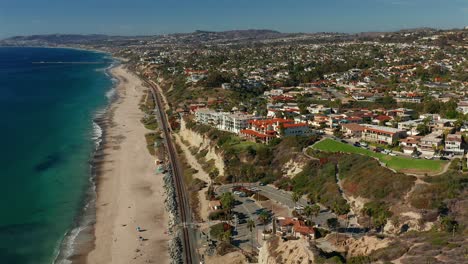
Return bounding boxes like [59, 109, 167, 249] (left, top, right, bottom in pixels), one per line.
[283, 123, 308, 128]
[374, 115, 392, 121]
[240, 129, 275, 139]
[341, 123, 365, 131]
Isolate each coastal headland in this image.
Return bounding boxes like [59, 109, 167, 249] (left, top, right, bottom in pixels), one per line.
[85, 65, 170, 264]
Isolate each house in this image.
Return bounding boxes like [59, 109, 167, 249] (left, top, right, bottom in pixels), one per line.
[399, 136, 422, 154]
[341, 123, 365, 138]
[398, 119, 423, 136]
[240, 129, 276, 144]
[311, 115, 329, 128]
[419, 131, 444, 155]
[457, 100, 468, 114]
[361, 125, 407, 145]
[276, 217, 315, 239]
[208, 200, 222, 211]
[445, 133, 464, 155]
[372, 115, 392, 125]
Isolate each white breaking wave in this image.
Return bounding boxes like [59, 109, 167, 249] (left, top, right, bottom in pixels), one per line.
[53, 110, 104, 264]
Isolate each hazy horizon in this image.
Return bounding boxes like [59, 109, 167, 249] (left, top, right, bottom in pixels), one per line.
[1, 0, 467, 38]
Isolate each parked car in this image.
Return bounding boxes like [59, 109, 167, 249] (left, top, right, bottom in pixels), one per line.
[388, 152, 397, 156]
[374, 147, 384, 153]
[353, 142, 361, 147]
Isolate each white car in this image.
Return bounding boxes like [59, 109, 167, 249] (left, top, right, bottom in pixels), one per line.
[294, 205, 304, 210]
[388, 152, 397, 156]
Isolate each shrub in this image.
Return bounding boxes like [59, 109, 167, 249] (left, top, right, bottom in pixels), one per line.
[209, 210, 227, 221]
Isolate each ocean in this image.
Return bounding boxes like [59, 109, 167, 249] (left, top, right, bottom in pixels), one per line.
[0, 47, 115, 264]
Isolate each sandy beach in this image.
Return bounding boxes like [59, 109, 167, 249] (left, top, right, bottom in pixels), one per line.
[86, 65, 169, 264]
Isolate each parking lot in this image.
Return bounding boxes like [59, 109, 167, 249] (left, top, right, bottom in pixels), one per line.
[216, 183, 343, 249]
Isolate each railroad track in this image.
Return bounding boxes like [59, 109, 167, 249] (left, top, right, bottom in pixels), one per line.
[145, 79, 197, 264]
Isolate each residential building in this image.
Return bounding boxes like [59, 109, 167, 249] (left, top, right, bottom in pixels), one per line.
[221, 113, 259, 134]
[194, 109, 260, 134]
[419, 131, 444, 155]
[240, 118, 310, 143]
[282, 122, 310, 137]
[208, 200, 222, 211]
[445, 133, 464, 155]
[399, 136, 422, 154]
[456, 100, 468, 114]
[361, 125, 407, 145]
[398, 119, 423, 136]
[276, 217, 315, 239]
[341, 123, 365, 138]
[194, 108, 226, 128]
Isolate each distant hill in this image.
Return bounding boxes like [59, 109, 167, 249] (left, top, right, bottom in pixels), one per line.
[0, 27, 459, 47]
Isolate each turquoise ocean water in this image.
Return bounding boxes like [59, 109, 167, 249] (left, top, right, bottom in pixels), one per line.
[0, 47, 114, 264]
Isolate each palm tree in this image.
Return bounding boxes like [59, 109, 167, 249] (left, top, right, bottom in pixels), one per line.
[221, 230, 232, 243]
[247, 219, 256, 251]
[292, 191, 301, 208]
[258, 211, 270, 231]
[306, 193, 315, 204]
[311, 204, 321, 218]
[304, 206, 313, 226]
[220, 192, 235, 221]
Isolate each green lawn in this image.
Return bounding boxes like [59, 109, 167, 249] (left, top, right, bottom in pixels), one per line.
[312, 138, 447, 174]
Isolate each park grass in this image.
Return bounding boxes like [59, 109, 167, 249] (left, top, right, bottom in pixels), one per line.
[312, 138, 447, 174]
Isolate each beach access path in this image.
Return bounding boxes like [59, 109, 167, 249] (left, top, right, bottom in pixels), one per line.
[86, 65, 170, 264]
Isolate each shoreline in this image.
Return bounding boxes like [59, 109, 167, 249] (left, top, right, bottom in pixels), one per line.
[85, 64, 170, 264]
[56, 63, 170, 264]
[54, 57, 120, 264]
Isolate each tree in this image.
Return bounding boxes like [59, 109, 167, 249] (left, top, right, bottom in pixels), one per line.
[220, 192, 235, 220]
[247, 219, 256, 251]
[362, 202, 392, 231]
[292, 191, 301, 208]
[304, 206, 313, 226]
[440, 216, 458, 235]
[258, 211, 270, 231]
[311, 204, 321, 218]
[327, 218, 339, 231]
[416, 123, 431, 135]
[221, 229, 232, 243]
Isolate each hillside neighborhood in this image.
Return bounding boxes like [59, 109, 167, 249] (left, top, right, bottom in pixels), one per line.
[6, 28, 466, 264]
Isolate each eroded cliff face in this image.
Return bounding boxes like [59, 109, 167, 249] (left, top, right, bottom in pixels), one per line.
[258, 237, 317, 264]
[178, 118, 225, 176]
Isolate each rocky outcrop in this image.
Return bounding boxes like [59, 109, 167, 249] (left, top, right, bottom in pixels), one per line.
[324, 234, 391, 258]
[259, 237, 316, 264]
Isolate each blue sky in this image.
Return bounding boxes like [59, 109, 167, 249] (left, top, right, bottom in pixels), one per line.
[0, 0, 467, 37]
